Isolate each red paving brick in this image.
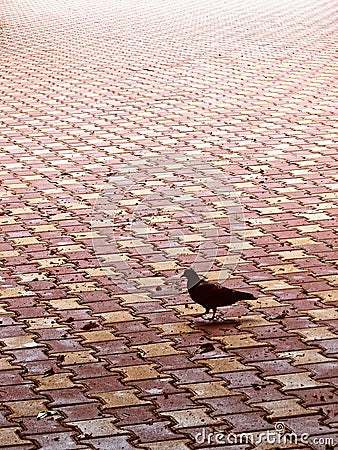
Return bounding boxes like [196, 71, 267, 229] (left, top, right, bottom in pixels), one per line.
[1, 0, 338, 448]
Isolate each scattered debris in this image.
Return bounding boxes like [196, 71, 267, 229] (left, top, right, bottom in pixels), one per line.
[43, 367, 55, 377]
[82, 321, 99, 330]
[197, 343, 215, 354]
[37, 410, 60, 420]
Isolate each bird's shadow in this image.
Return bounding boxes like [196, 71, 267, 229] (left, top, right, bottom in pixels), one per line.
[193, 316, 239, 328]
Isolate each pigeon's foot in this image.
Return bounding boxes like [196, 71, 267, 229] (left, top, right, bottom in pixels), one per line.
[207, 313, 223, 321]
[195, 312, 209, 320]
[195, 312, 226, 322]
[211, 311, 237, 322]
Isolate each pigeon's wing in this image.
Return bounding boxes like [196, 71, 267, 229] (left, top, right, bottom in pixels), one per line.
[210, 283, 238, 306]
[204, 282, 253, 306]
[189, 281, 232, 307]
[189, 281, 255, 308]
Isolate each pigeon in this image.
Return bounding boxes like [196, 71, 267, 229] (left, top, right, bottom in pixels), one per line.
[181, 268, 255, 320]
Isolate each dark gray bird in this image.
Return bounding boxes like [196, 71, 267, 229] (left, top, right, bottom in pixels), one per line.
[182, 268, 255, 320]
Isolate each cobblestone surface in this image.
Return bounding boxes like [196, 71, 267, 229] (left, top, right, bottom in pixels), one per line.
[0, 0, 338, 449]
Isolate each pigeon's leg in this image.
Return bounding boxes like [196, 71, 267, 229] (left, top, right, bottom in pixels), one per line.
[202, 307, 210, 318]
[210, 307, 217, 321]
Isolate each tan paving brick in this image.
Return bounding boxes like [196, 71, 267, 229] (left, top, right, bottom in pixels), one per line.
[56, 245, 86, 254]
[244, 297, 289, 309]
[296, 224, 326, 233]
[265, 196, 294, 205]
[64, 282, 100, 293]
[215, 255, 247, 265]
[255, 207, 284, 215]
[11, 237, 41, 246]
[285, 237, 318, 246]
[68, 417, 125, 437]
[29, 224, 59, 232]
[83, 267, 116, 277]
[116, 293, 159, 304]
[0, 427, 33, 447]
[301, 212, 333, 221]
[0, 303, 12, 315]
[247, 218, 275, 226]
[184, 381, 238, 398]
[97, 311, 139, 323]
[47, 298, 86, 310]
[5, 399, 49, 418]
[134, 342, 184, 358]
[131, 277, 166, 288]
[10, 207, 35, 215]
[152, 322, 199, 335]
[163, 247, 194, 258]
[315, 290, 338, 303]
[0, 218, 17, 225]
[197, 356, 252, 373]
[168, 303, 206, 316]
[147, 261, 182, 271]
[36, 257, 67, 268]
[266, 372, 330, 390]
[0, 335, 40, 350]
[29, 373, 78, 390]
[76, 330, 121, 343]
[0, 288, 33, 299]
[117, 239, 150, 249]
[52, 351, 98, 365]
[253, 280, 296, 291]
[160, 407, 222, 428]
[212, 333, 267, 349]
[206, 270, 239, 281]
[238, 314, 277, 328]
[321, 275, 338, 286]
[0, 250, 21, 258]
[93, 390, 151, 408]
[25, 317, 63, 329]
[16, 273, 49, 282]
[293, 326, 337, 342]
[267, 264, 305, 275]
[0, 357, 21, 371]
[277, 349, 335, 365]
[115, 364, 165, 381]
[271, 250, 311, 260]
[251, 399, 318, 419]
[305, 307, 338, 321]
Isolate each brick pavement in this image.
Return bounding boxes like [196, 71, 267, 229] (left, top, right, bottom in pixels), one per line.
[0, 0, 338, 448]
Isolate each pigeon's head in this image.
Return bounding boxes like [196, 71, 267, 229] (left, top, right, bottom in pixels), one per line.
[181, 268, 201, 288]
[181, 268, 197, 279]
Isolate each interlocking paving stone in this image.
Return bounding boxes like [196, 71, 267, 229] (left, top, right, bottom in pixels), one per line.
[1, 0, 338, 448]
[68, 417, 129, 438]
[252, 398, 321, 421]
[92, 389, 152, 409]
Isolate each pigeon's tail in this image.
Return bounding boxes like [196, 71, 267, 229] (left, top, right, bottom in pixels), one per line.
[228, 290, 255, 304]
